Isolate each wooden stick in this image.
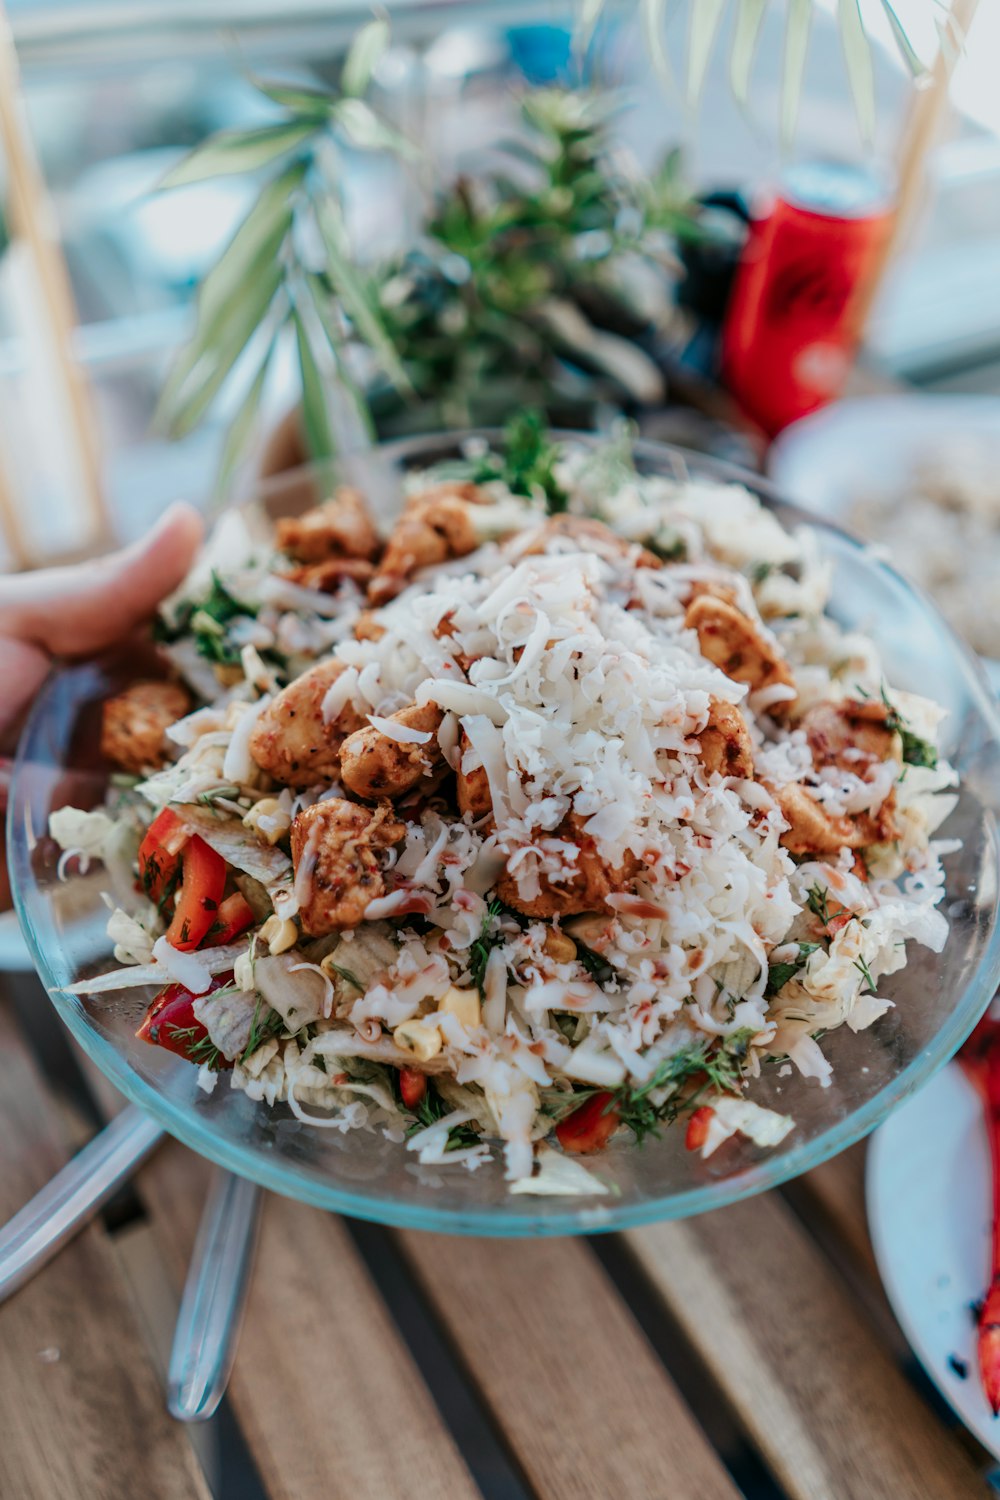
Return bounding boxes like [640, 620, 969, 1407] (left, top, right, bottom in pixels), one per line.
[857, 0, 981, 333]
[0, 1, 108, 552]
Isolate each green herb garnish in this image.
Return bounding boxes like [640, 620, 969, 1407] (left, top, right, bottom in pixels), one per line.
[611, 1027, 757, 1143]
[880, 685, 938, 769]
[765, 942, 821, 997]
[474, 409, 568, 514]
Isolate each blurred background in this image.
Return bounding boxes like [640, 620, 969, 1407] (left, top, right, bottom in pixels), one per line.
[1, 0, 999, 567]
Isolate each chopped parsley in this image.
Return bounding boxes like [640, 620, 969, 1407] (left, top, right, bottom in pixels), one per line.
[765, 942, 821, 997]
[402, 1077, 481, 1151]
[474, 409, 568, 514]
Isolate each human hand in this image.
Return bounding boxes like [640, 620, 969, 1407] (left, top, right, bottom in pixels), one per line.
[0, 504, 203, 907]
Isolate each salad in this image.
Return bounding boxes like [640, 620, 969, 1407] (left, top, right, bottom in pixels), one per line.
[50, 421, 959, 1194]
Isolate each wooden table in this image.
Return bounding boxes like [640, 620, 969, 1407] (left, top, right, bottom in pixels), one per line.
[1, 966, 995, 1500]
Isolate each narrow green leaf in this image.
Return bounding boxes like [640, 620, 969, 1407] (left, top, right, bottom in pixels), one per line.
[332, 98, 419, 159]
[292, 306, 335, 459]
[197, 159, 303, 331]
[641, 0, 674, 87]
[254, 79, 336, 120]
[165, 262, 283, 438]
[877, 0, 927, 79]
[577, 0, 607, 54]
[838, 0, 875, 144]
[342, 16, 390, 97]
[304, 272, 376, 442]
[687, 0, 729, 106]
[782, 0, 813, 145]
[159, 121, 318, 189]
[313, 191, 412, 394]
[731, 0, 769, 103]
[214, 341, 274, 497]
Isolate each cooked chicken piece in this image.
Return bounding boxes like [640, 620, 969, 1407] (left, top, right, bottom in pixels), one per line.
[368, 494, 480, 606]
[248, 659, 365, 789]
[518, 515, 661, 569]
[687, 579, 741, 608]
[496, 815, 640, 919]
[801, 698, 900, 771]
[698, 699, 753, 778]
[282, 557, 375, 592]
[101, 680, 191, 775]
[685, 593, 795, 704]
[290, 800, 404, 935]
[771, 780, 897, 857]
[434, 611, 477, 674]
[276, 485, 380, 563]
[354, 609, 387, 643]
[339, 702, 444, 801]
[772, 783, 863, 856]
[456, 730, 492, 819]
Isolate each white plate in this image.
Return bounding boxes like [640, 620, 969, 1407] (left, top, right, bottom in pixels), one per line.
[768, 393, 1000, 522]
[867, 1062, 1000, 1455]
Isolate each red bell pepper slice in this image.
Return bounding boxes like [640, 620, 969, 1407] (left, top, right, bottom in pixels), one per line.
[203, 890, 255, 947]
[165, 835, 226, 952]
[136, 972, 233, 1069]
[399, 1067, 427, 1110]
[138, 807, 188, 905]
[555, 1091, 620, 1154]
[685, 1105, 715, 1153]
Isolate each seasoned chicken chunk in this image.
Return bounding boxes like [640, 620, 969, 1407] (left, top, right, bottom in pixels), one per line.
[456, 730, 492, 819]
[281, 557, 375, 593]
[801, 698, 900, 772]
[290, 800, 404, 935]
[685, 593, 794, 704]
[496, 815, 640, 919]
[248, 659, 365, 789]
[698, 699, 753, 779]
[368, 489, 483, 606]
[518, 515, 661, 569]
[101, 680, 190, 775]
[354, 609, 387, 643]
[771, 782, 896, 856]
[276, 485, 380, 563]
[339, 703, 444, 801]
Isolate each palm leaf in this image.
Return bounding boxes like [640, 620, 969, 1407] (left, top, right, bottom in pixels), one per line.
[292, 305, 335, 458]
[165, 262, 284, 438]
[641, 0, 674, 87]
[160, 121, 317, 189]
[838, 0, 875, 142]
[304, 273, 377, 443]
[254, 80, 335, 120]
[731, 0, 769, 103]
[687, 0, 729, 106]
[333, 98, 419, 159]
[342, 16, 391, 97]
[877, 0, 927, 78]
[781, 0, 814, 145]
[313, 192, 412, 394]
[214, 340, 275, 495]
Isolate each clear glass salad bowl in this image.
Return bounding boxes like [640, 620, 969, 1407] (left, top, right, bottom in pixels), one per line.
[9, 432, 1000, 1235]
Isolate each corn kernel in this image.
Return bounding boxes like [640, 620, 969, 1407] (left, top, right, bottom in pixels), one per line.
[393, 1018, 443, 1062]
[243, 797, 290, 845]
[260, 914, 299, 955]
[543, 929, 577, 963]
[439, 985, 481, 1028]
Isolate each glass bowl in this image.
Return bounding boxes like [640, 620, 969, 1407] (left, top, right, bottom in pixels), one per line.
[9, 432, 1000, 1236]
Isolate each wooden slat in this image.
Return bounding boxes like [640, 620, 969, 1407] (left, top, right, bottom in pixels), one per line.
[137, 1143, 480, 1500]
[399, 1232, 741, 1500]
[626, 1194, 987, 1500]
[797, 1144, 877, 1277]
[0, 1004, 209, 1500]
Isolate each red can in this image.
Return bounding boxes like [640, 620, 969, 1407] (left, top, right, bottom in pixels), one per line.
[721, 162, 895, 437]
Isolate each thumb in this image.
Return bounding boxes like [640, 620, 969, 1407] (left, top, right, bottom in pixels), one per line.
[0, 503, 204, 659]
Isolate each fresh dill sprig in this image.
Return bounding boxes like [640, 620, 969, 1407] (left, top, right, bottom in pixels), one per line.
[612, 1028, 756, 1144]
[166, 1024, 225, 1071]
[402, 1077, 481, 1151]
[327, 963, 363, 992]
[805, 884, 831, 927]
[854, 955, 877, 994]
[879, 685, 938, 769]
[240, 997, 284, 1064]
[468, 898, 510, 995]
[473, 410, 568, 514]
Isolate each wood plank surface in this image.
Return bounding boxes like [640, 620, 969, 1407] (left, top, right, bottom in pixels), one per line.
[0, 1004, 210, 1500]
[797, 1144, 878, 1277]
[626, 1193, 988, 1500]
[399, 1231, 741, 1500]
[137, 1143, 480, 1500]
